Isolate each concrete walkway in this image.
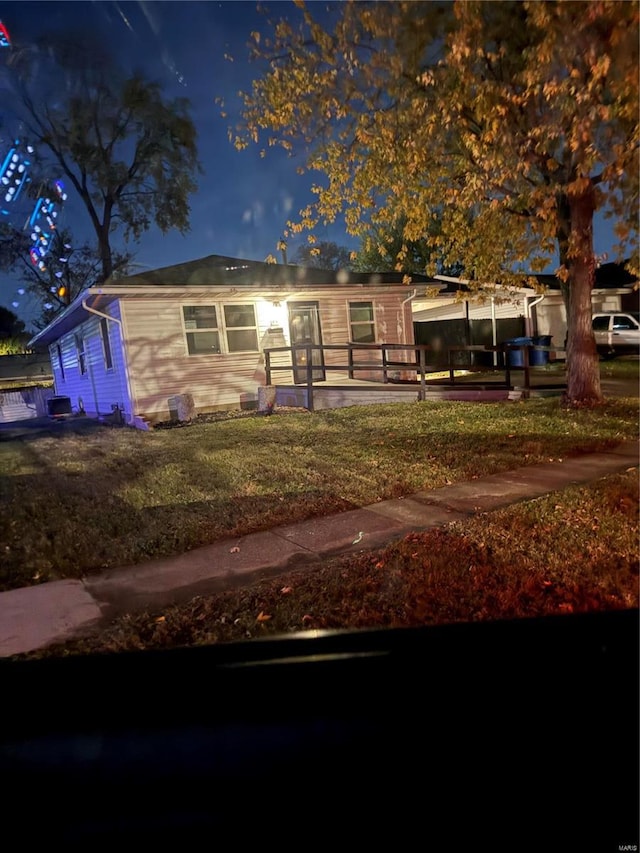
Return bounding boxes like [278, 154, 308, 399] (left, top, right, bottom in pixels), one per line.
[1, 439, 638, 658]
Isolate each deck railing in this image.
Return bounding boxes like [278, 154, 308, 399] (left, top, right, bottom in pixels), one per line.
[264, 341, 560, 409]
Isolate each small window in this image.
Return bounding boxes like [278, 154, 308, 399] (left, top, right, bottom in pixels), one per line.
[56, 344, 65, 380]
[100, 318, 113, 370]
[349, 301, 375, 343]
[75, 334, 87, 375]
[183, 306, 221, 355]
[224, 304, 258, 352]
[613, 315, 638, 330]
[592, 316, 610, 331]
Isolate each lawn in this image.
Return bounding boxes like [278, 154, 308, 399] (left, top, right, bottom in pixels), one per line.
[20, 467, 639, 659]
[2, 358, 637, 660]
[1, 387, 637, 593]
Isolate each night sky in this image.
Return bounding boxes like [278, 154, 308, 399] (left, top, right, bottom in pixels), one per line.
[0, 0, 353, 326]
[0, 0, 623, 328]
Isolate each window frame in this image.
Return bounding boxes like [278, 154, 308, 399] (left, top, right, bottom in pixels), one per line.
[100, 318, 114, 371]
[348, 300, 376, 344]
[182, 303, 259, 355]
[75, 334, 87, 376]
[56, 343, 65, 380]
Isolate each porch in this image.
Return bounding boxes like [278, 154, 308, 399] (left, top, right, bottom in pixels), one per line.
[264, 342, 567, 411]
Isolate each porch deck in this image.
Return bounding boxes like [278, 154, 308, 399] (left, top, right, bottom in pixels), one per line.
[265, 342, 567, 411]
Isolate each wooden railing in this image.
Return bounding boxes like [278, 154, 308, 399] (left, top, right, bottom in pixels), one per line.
[264, 342, 560, 409]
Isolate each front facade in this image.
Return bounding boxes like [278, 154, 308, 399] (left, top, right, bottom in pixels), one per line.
[28, 254, 427, 426]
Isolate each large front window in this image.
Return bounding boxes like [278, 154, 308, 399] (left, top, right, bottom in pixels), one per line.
[183, 304, 258, 355]
[349, 301, 375, 343]
[223, 304, 259, 352]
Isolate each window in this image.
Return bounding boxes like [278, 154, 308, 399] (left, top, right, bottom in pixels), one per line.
[592, 316, 610, 331]
[75, 334, 87, 375]
[56, 344, 65, 380]
[183, 304, 258, 354]
[100, 318, 113, 370]
[349, 301, 375, 343]
[183, 306, 221, 354]
[223, 304, 258, 352]
[613, 315, 639, 330]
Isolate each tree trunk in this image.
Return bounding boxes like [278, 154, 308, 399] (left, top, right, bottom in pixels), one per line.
[98, 224, 113, 282]
[562, 187, 603, 407]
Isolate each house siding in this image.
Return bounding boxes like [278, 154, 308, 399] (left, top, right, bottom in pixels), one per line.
[50, 303, 131, 418]
[119, 290, 414, 422]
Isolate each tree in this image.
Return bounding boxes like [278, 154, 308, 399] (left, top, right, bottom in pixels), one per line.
[293, 240, 352, 269]
[235, 1, 639, 406]
[352, 216, 464, 276]
[0, 305, 26, 338]
[2, 32, 201, 283]
[0, 306, 29, 353]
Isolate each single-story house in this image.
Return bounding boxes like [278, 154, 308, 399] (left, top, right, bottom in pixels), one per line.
[27, 254, 435, 426]
[411, 262, 639, 358]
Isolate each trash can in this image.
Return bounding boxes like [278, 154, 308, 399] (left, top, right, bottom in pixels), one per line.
[504, 337, 532, 367]
[47, 395, 72, 418]
[530, 335, 552, 366]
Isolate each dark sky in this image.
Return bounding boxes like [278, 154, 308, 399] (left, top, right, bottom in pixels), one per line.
[0, 0, 353, 325]
[0, 0, 623, 327]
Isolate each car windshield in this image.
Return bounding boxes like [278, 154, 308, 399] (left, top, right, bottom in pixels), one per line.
[0, 3, 638, 842]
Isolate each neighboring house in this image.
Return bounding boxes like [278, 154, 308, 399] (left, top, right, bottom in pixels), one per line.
[0, 351, 55, 422]
[27, 254, 434, 426]
[412, 262, 639, 358]
[531, 262, 639, 350]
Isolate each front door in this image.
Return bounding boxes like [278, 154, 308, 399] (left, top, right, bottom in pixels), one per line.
[288, 302, 325, 383]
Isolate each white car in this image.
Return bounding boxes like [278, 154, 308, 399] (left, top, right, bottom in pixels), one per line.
[592, 312, 640, 359]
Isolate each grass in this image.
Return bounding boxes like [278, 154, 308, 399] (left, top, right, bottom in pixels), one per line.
[1, 395, 638, 592]
[2, 357, 638, 661]
[21, 468, 639, 659]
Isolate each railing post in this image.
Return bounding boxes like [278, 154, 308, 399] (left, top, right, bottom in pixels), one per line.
[523, 345, 531, 397]
[419, 347, 426, 400]
[306, 344, 314, 411]
[265, 349, 272, 385]
[348, 345, 355, 380]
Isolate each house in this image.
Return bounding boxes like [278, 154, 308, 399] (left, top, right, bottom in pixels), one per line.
[530, 261, 639, 350]
[0, 351, 55, 422]
[412, 261, 639, 359]
[27, 254, 434, 426]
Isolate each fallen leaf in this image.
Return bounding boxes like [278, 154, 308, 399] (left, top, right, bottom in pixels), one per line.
[256, 611, 272, 622]
[302, 614, 313, 624]
[155, 616, 166, 623]
[281, 586, 293, 594]
[352, 531, 364, 544]
[230, 546, 240, 553]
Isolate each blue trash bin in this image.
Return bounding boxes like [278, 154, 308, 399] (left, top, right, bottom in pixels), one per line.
[530, 335, 552, 366]
[505, 337, 532, 367]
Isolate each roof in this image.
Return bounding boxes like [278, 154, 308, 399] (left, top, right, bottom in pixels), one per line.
[109, 253, 435, 288]
[434, 261, 638, 295]
[28, 253, 436, 348]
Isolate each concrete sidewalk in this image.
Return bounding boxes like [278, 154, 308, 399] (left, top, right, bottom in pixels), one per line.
[1, 439, 638, 658]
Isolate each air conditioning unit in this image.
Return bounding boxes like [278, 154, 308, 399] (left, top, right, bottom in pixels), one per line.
[47, 395, 72, 418]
